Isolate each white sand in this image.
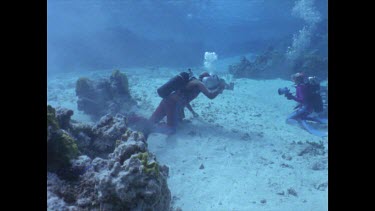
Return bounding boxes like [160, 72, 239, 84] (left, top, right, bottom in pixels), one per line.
[47, 65, 328, 211]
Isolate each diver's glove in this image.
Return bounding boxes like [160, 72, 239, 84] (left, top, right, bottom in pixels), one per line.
[285, 93, 294, 100]
[219, 83, 225, 94]
[226, 82, 234, 90]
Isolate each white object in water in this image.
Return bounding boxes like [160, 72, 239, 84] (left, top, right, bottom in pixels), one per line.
[204, 52, 218, 70]
[202, 75, 220, 90]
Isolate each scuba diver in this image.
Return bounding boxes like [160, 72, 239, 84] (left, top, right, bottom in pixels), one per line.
[149, 71, 229, 135]
[279, 72, 327, 137]
[125, 70, 233, 137]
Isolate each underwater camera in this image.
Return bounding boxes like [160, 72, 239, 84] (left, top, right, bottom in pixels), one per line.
[278, 87, 290, 96]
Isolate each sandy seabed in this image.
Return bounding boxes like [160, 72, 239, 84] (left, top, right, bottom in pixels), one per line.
[47, 62, 328, 211]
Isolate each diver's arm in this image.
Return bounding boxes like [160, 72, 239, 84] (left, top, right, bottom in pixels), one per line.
[224, 82, 234, 90]
[186, 103, 194, 113]
[196, 81, 224, 99]
[220, 79, 234, 90]
[186, 103, 198, 117]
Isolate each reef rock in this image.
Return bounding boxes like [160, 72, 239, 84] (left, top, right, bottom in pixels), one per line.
[75, 70, 136, 120]
[68, 113, 130, 159]
[47, 172, 79, 211]
[96, 145, 170, 210]
[89, 114, 129, 158]
[54, 105, 150, 161]
[55, 107, 74, 130]
[47, 105, 79, 176]
[47, 129, 171, 211]
[229, 47, 327, 80]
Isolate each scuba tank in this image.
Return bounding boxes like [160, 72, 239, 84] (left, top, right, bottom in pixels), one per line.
[157, 69, 193, 98]
[306, 76, 324, 113]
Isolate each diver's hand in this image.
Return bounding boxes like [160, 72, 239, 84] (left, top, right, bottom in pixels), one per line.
[218, 83, 225, 94]
[227, 82, 234, 90]
[285, 93, 294, 100]
[192, 111, 199, 118]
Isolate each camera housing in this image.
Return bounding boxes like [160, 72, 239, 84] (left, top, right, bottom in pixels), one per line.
[278, 87, 290, 95]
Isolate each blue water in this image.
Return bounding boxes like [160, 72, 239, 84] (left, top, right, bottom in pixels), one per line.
[48, 0, 327, 74]
[47, 0, 328, 210]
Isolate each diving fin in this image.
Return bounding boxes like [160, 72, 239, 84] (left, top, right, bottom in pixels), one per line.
[301, 120, 328, 137]
[316, 117, 328, 124]
[304, 116, 328, 124]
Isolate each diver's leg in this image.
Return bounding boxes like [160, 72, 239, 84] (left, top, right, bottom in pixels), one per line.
[165, 101, 179, 133]
[149, 99, 178, 135]
[286, 108, 304, 124]
[297, 109, 328, 136]
[304, 115, 328, 124]
[149, 100, 176, 135]
[286, 110, 298, 123]
[176, 102, 186, 123]
[286, 106, 311, 126]
[304, 116, 323, 123]
[149, 100, 167, 124]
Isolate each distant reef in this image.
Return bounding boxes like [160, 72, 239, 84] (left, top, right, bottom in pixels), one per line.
[228, 47, 328, 80]
[229, 47, 286, 79]
[47, 105, 171, 211]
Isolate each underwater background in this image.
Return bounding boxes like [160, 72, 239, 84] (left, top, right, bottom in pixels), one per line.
[47, 0, 328, 210]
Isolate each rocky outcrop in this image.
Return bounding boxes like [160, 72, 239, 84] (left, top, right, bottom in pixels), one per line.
[70, 113, 129, 159]
[229, 47, 286, 79]
[228, 47, 327, 80]
[47, 105, 79, 176]
[47, 129, 171, 211]
[75, 70, 136, 120]
[96, 136, 171, 211]
[55, 107, 74, 130]
[47, 105, 171, 211]
[51, 104, 152, 163]
[47, 172, 79, 211]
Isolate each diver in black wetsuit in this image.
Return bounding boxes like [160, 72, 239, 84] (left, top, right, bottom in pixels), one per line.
[149, 72, 225, 134]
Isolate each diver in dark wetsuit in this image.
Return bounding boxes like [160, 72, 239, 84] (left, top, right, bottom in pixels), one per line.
[285, 72, 327, 136]
[285, 72, 312, 123]
[149, 72, 225, 134]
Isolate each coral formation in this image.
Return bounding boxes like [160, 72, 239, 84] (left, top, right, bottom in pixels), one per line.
[47, 105, 59, 131]
[75, 70, 136, 120]
[48, 127, 171, 211]
[47, 130, 79, 173]
[47, 105, 171, 210]
[55, 107, 74, 130]
[90, 114, 129, 157]
[228, 47, 286, 79]
[136, 152, 160, 176]
[47, 105, 79, 175]
[229, 38, 327, 80]
[110, 69, 130, 96]
[75, 77, 93, 96]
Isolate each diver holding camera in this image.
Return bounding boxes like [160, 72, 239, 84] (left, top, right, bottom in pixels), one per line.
[278, 87, 294, 100]
[279, 72, 327, 137]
